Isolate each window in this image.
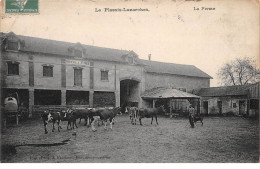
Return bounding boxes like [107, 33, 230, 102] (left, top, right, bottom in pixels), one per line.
[43, 65, 53, 77]
[74, 49, 82, 58]
[178, 88, 187, 92]
[7, 62, 19, 75]
[74, 68, 82, 86]
[233, 103, 237, 108]
[127, 57, 134, 64]
[7, 41, 19, 51]
[101, 70, 108, 81]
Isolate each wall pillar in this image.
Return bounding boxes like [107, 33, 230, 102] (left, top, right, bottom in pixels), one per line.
[115, 64, 120, 107]
[61, 90, 66, 106]
[139, 67, 146, 108]
[115, 91, 120, 107]
[89, 90, 94, 108]
[28, 89, 34, 118]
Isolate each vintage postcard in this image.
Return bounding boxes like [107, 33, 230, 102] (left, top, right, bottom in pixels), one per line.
[0, 0, 259, 164]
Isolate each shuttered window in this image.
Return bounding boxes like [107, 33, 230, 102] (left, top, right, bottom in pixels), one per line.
[43, 66, 53, 77]
[7, 62, 19, 75]
[128, 57, 134, 64]
[7, 41, 18, 51]
[74, 68, 82, 86]
[101, 70, 108, 81]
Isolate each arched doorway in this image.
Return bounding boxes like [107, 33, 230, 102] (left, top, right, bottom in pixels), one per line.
[120, 78, 140, 112]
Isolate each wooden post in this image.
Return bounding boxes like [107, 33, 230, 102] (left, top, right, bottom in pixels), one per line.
[16, 114, 19, 125]
[3, 118, 7, 129]
[152, 99, 156, 108]
[170, 99, 173, 118]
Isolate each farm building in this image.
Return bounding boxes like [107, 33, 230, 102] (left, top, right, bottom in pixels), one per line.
[0, 32, 212, 117]
[193, 82, 260, 117]
[141, 87, 201, 117]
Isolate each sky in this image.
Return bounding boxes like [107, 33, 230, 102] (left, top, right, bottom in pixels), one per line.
[1, 0, 259, 87]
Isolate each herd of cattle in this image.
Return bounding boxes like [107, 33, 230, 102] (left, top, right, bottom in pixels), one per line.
[41, 106, 166, 134]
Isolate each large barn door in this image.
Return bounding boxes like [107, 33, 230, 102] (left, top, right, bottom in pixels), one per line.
[120, 79, 139, 112]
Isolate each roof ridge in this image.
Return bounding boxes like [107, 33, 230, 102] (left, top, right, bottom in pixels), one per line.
[139, 59, 194, 67]
[199, 84, 252, 90]
[15, 33, 130, 53]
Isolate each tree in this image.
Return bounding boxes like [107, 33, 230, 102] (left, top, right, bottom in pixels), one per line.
[217, 57, 259, 86]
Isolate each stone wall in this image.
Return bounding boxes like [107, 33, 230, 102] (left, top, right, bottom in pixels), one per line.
[145, 72, 210, 92]
[201, 96, 248, 115]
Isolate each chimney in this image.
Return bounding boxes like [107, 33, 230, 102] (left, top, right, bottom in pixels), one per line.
[148, 54, 151, 61]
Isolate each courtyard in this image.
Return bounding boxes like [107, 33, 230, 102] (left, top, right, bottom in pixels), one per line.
[1, 115, 259, 163]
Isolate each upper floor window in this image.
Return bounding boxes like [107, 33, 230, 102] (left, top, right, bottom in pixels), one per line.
[101, 70, 109, 81]
[74, 68, 82, 86]
[6, 41, 19, 51]
[7, 61, 19, 75]
[43, 65, 53, 77]
[127, 57, 134, 64]
[74, 49, 83, 58]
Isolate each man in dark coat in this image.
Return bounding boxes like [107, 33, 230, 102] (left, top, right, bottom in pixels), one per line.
[188, 105, 195, 128]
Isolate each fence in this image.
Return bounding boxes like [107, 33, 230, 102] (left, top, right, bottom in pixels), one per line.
[31, 105, 90, 118]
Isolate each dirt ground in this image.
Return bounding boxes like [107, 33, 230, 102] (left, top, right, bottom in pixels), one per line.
[1, 115, 259, 163]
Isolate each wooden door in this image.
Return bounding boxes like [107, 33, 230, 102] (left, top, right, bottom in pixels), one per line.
[239, 100, 246, 115]
[217, 101, 222, 115]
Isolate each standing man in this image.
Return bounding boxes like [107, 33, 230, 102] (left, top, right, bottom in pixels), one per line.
[188, 104, 195, 128]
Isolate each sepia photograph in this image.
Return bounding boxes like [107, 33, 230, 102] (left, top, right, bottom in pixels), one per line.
[0, 0, 259, 164]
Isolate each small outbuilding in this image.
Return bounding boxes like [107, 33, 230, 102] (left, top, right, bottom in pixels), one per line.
[141, 87, 201, 117]
[193, 82, 259, 117]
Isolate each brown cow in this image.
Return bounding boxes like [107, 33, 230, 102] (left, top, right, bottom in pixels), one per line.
[89, 107, 121, 131]
[137, 106, 165, 126]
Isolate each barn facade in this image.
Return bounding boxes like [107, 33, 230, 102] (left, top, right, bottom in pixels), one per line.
[0, 32, 212, 117]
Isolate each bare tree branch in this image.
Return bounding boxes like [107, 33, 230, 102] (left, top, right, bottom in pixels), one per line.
[218, 57, 259, 86]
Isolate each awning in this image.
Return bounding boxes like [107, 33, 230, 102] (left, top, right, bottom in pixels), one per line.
[141, 87, 200, 99]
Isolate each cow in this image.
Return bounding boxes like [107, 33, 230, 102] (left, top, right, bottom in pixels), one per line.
[89, 107, 121, 132]
[194, 114, 204, 126]
[69, 108, 91, 126]
[128, 107, 138, 125]
[41, 110, 63, 134]
[62, 108, 93, 130]
[63, 108, 78, 130]
[90, 107, 118, 126]
[137, 105, 165, 126]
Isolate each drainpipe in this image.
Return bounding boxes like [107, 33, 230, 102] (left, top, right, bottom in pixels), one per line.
[148, 54, 151, 61]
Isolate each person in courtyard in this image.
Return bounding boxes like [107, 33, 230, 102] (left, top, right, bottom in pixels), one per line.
[188, 104, 195, 128]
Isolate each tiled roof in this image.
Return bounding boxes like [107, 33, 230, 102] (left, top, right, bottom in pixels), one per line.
[139, 59, 212, 79]
[141, 87, 200, 99]
[2, 32, 212, 78]
[17, 35, 133, 63]
[193, 85, 252, 97]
